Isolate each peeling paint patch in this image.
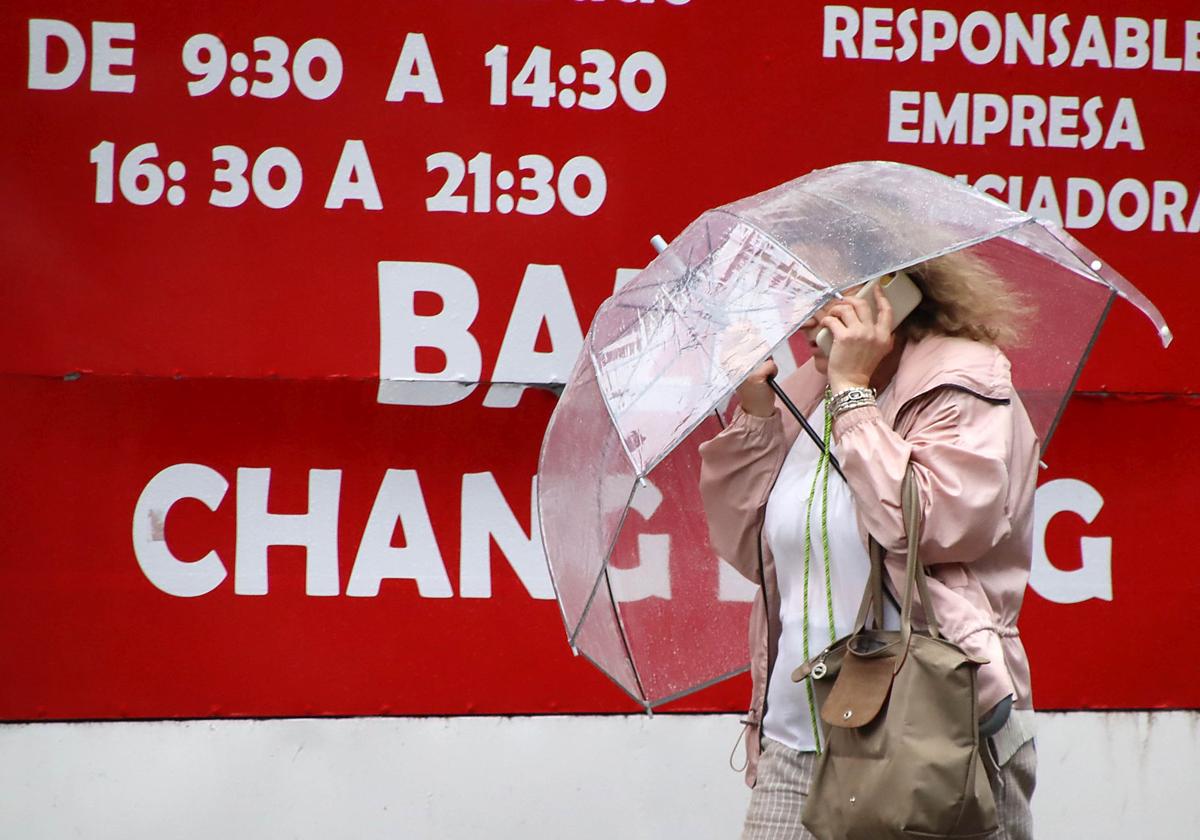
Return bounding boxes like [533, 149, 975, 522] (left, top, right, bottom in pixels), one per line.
[148, 510, 165, 542]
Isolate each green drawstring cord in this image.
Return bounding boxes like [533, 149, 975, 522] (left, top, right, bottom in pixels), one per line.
[801, 386, 837, 753]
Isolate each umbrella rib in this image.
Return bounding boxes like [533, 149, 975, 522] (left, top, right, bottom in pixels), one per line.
[575, 647, 652, 713]
[601, 565, 652, 710]
[618, 243, 820, 448]
[631, 305, 830, 478]
[564, 482, 651, 709]
[644, 664, 752, 710]
[619, 232, 717, 359]
[567, 478, 636, 647]
[537, 364, 623, 646]
[1039, 290, 1115, 456]
[705, 209, 826, 294]
[536, 406, 579, 643]
[588, 342, 643, 475]
[599, 218, 806, 400]
[1033, 219, 1171, 345]
[591, 244, 731, 473]
[595, 215, 840, 444]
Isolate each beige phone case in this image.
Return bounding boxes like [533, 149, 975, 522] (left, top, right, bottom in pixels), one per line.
[815, 270, 923, 357]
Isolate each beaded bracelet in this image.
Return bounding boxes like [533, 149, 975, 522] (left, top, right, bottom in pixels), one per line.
[830, 386, 877, 418]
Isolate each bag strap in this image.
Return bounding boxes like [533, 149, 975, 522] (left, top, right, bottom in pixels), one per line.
[852, 538, 885, 631]
[853, 464, 943, 646]
[897, 466, 941, 641]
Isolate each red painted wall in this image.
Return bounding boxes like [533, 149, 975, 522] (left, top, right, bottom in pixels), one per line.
[2, 1, 1196, 719]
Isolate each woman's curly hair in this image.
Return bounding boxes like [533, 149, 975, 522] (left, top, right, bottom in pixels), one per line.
[899, 248, 1036, 349]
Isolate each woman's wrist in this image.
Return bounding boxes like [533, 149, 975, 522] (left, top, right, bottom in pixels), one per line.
[740, 401, 777, 418]
[829, 374, 872, 393]
[829, 385, 877, 418]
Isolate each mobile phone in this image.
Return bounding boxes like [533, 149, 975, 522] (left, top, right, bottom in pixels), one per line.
[815, 270, 923, 357]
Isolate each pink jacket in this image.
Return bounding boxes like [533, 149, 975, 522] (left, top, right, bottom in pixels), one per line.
[698, 333, 1040, 787]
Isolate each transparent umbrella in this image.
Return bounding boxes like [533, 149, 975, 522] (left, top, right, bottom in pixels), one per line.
[536, 160, 1171, 712]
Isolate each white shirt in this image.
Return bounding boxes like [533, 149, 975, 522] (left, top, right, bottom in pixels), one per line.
[762, 396, 899, 752]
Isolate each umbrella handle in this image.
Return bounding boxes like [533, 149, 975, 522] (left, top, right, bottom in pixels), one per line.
[766, 376, 846, 482]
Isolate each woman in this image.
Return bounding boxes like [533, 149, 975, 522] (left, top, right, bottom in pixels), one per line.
[698, 251, 1040, 840]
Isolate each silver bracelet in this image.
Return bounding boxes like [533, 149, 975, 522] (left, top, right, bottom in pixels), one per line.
[830, 386, 877, 418]
[832, 396, 875, 418]
[831, 386, 875, 410]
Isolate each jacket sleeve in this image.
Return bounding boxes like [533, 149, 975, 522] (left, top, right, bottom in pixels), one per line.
[832, 388, 1014, 565]
[697, 409, 788, 583]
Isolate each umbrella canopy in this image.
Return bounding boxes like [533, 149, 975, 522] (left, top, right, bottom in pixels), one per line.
[537, 160, 1171, 711]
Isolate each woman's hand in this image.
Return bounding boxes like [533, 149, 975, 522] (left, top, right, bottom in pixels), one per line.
[736, 358, 778, 417]
[821, 284, 895, 393]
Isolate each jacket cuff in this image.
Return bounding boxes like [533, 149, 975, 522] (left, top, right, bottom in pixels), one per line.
[698, 407, 784, 465]
[732, 407, 781, 434]
[832, 403, 883, 443]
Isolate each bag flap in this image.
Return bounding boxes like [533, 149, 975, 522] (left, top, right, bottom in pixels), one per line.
[819, 645, 897, 729]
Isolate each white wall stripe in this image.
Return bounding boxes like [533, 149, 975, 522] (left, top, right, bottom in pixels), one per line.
[0, 712, 1196, 839]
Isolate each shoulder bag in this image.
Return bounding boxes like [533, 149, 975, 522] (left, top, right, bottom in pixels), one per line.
[794, 464, 999, 840]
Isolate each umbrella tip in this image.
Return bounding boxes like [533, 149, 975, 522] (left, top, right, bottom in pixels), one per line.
[1159, 324, 1174, 347]
[650, 234, 668, 254]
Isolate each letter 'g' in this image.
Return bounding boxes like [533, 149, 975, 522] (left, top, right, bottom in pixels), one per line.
[1030, 478, 1113, 604]
[132, 463, 229, 597]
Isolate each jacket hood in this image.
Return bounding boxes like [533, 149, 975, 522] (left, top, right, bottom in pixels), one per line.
[890, 333, 1013, 405]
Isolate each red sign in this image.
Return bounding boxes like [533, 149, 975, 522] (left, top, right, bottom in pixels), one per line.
[1, 1, 1196, 719]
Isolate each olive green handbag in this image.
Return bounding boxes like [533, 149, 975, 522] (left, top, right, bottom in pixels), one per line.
[793, 464, 998, 840]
